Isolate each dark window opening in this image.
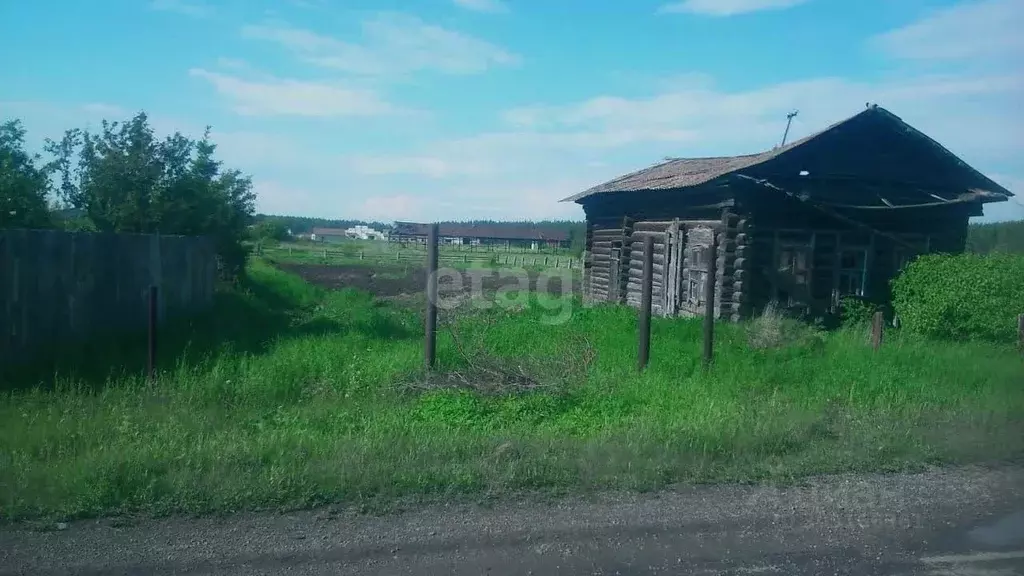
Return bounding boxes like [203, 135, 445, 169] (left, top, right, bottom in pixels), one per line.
[837, 248, 868, 297]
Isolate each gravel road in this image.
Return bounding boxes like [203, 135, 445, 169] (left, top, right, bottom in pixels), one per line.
[2, 465, 1022, 575]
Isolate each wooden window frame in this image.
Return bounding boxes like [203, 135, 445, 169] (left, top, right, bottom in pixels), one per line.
[836, 247, 868, 297]
[685, 245, 709, 307]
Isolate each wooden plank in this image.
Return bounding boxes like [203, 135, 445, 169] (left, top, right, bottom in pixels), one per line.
[626, 238, 667, 250]
[629, 262, 665, 276]
[830, 232, 841, 310]
[671, 220, 683, 315]
[680, 219, 724, 228]
[632, 221, 674, 232]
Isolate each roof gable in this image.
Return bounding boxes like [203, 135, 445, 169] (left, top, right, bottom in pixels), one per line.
[562, 106, 1013, 204]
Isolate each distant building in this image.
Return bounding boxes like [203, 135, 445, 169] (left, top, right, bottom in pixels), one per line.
[310, 226, 386, 242]
[309, 228, 346, 243]
[390, 222, 569, 250]
[345, 225, 388, 240]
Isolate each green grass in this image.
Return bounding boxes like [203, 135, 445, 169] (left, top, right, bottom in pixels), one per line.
[1, 260, 1022, 522]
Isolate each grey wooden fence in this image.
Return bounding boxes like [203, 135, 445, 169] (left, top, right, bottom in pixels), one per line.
[0, 229, 217, 362]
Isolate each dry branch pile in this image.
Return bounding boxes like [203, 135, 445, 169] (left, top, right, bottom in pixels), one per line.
[404, 312, 596, 396]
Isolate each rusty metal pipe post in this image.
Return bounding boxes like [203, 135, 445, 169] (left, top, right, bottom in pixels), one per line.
[638, 235, 654, 371]
[425, 224, 439, 369]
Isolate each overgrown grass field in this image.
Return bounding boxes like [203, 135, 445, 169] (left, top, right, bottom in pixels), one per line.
[1, 260, 1022, 521]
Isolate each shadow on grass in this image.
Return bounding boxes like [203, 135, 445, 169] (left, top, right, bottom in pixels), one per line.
[0, 273, 417, 393]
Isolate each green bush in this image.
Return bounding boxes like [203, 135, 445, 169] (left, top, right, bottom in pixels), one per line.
[838, 296, 877, 328]
[891, 252, 1024, 343]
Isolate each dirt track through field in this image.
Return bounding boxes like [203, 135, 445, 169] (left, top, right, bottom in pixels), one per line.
[275, 263, 582, 298]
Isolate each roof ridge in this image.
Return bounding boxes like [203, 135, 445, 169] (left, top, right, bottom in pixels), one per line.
[560, 105, 1011, 203]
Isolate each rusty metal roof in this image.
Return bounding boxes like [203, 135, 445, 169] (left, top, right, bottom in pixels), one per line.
[561, 105, 1014, 204]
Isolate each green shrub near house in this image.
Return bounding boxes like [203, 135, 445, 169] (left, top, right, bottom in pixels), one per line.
[891, 252, 1024, 344]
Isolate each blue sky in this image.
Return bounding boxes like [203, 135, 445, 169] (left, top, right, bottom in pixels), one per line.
[2, 0, 1022, 223]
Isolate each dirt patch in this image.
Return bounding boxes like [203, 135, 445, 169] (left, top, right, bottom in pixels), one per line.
[275, 263, 581, 298]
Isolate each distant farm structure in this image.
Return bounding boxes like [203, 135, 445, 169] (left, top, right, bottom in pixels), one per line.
[390, 222, 569, 251]
[311, 226, 387, 243]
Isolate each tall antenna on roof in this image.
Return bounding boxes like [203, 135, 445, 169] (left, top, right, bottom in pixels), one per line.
[781, 110, 799, 147]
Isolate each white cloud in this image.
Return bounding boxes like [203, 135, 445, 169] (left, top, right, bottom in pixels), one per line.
[252, 181, 323, 216]
[419, 72, 1024, 171]
[358, 195, 426, 221]
[149, 0, 214, 18]
[80, 103, 131, 118]
[241, 13, 520, 77]
[13, 1, 1024, 223]
[214, 57, 253, 72]
[335, 66, 1023, 220]
[658, 0, 810, 16]
[870, 0, 1024, 63]
[348, 154, 495, 179]
[188, 69, 405, 117]
[452, 0, 509, 13]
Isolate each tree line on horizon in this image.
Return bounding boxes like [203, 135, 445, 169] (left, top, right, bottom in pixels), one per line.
[4, 111, 1021, 265]
[966, 220, 1024, 255]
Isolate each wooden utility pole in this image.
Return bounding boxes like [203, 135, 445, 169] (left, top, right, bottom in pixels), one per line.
[702, 233, 719, 368]
[871, 311, 885, 351]
[425, 224, 439, 369]
[638, 235, 654, 371]
[1017, 313, 1024, 352]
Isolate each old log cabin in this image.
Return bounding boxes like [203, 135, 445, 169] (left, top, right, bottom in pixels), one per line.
[562, 105, 1014, 320]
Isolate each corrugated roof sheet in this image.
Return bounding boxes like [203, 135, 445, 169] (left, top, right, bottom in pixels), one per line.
[561, 105, 1013, 203]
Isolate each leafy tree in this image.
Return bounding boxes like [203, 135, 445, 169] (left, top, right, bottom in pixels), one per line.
[968, 220, 1024, 255]
[45, 112, 256, 280]
[892, 252, 1024, 343]
[566, 221, 586, 257]
[0, 120, 52, 229]
[251, 219, 289, 242]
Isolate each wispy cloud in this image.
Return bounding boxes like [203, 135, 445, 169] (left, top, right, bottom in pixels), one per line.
[241, 12, 520, 77]
[452, 0, 509, 14]
[149, 0, 214, 18]
[870, 0, 1024, 63]
[47, 0, 1023, 223]
[188, 69, 406, 117]
[658, 0, 810, 16]
[337, 67, 1023, 221]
